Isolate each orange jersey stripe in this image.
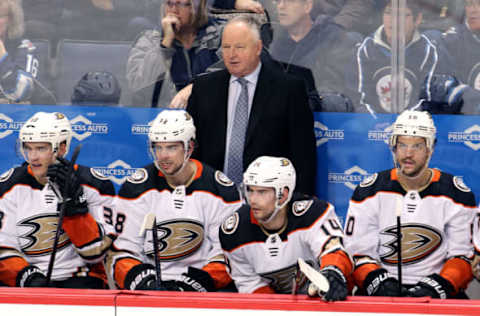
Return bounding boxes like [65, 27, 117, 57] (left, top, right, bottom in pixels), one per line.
[440, 257, 473, 294]
[115, 257, 143, 289]
[0, 256, 29, 287]
[62, 213, 100, 247]
[202, 262, 232, 289]
[352, 263, 381, 288]
[320, 250, 353, 277]
[253, 285, 276, 294]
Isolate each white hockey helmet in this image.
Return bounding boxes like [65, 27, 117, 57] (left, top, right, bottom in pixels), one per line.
[148, 109, 196, 155]
[389, 110, 436, 151]
[19, 112, 72, 159]
[243, 156, 296, 209]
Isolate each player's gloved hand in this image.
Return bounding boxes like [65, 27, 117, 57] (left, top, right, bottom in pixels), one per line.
[363, 268, 406, 297]
[407, 273, 454, 299]
[419, 74, 467, 114]
[16, 265, 48, 287]
[174, 266, 215, 292]
[47, 157, 88, 216]
[472, 250, 480, 281]
[124, 264, 158, 290]
[308, 265, 347, 301]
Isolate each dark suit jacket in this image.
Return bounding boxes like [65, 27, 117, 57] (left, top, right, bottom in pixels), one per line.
[186, 63, 316, 195]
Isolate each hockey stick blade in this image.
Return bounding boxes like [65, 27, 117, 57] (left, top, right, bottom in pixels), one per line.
[298, 258, 330, 295]
[46, 143, 83, 286]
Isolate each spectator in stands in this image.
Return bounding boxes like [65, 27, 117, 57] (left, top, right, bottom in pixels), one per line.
[268, 0, 361, 105]
[186, 16, 316, 195]
[418, 0, 464, 33]
[349, 0, 446, 114]
[0, 111, 116, 288]
[344, 110, 476, 299]
[22, 0, 62, 42]
[126, 0, 264, 108]
[0, 0, 55, 104]
[418, 1, 480, 115]
[71, 71, 122, 106]
[105, 109, 241, 292]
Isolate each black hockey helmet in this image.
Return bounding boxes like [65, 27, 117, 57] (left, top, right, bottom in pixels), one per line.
[71, 71, 121, 105]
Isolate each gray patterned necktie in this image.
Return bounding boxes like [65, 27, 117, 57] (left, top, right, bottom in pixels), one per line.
[226, 77, 249, 185]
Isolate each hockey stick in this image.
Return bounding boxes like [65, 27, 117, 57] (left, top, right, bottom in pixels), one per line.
[297, 258, 330, 296]
[395, 196, 403, 296]
[139, 213, 164, 290]
[45, 143, 83, 286]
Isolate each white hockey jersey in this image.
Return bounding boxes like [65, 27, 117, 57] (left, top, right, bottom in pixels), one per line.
[106, 160, 242, 289]
[344, 168, 476, 290]
[219, 195, 352, 294]
[0, 163, 115, 286]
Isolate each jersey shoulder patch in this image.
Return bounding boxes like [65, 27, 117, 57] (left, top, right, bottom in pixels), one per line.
[453, 176, 471, 193]
[90, 167, 109, 181]
[292, 200, 314, 216]
[0, 168, 14, 182]
[221, 212, 240, 235]
[127, 168, 148, 184]
[359, 173, 378, 187]
[215, 171, 234, 187]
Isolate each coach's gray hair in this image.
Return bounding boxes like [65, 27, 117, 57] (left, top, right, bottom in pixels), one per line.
[225, 15, 261, 41]
[1, 0, 24, 39]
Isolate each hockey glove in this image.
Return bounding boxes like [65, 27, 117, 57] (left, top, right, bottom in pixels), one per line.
[47, 157, 88, 216]
[308, 265, 347, 301]
[407, 273, 454, 299]
[174, 266, 215, 292]
[124, 263, 158, 290]
[419, 74, 466, 114]
[16, 265, 48, 287]
[363, 268, 406, 297]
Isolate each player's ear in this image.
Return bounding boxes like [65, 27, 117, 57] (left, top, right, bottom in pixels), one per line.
[279, 187, 289, 204]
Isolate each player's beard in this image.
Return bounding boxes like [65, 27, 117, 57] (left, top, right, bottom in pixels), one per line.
[397, 156, 429, 179]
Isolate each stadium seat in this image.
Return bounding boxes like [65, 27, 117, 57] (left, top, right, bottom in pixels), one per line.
[54, 39, 133, 106]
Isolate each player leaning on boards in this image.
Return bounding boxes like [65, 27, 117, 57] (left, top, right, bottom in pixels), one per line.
[344, 110, 477, 299]
[219, 156, 352, 301]
[105, 109, 242, 292]
[0, 112, 115, 288]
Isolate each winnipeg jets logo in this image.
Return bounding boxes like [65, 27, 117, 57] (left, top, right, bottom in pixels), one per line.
[380, 223, 442, 265]
[18, 214, 70, 256]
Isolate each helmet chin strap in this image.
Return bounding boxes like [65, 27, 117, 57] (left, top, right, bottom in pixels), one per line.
[393, 151, 432, 182]
[259, 192, 289, 225]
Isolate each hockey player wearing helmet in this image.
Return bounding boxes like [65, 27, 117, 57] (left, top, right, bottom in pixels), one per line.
[344, 110, 477, 298]
[105, 109, 241, 292]
[0, 112, 116, 288]
[219, 156, 352, 301]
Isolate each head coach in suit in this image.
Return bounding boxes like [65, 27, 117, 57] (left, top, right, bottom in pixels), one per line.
[186, 15, 316, 195]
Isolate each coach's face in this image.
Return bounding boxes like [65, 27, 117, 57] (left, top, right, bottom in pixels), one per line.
[222, 21, 262, 78]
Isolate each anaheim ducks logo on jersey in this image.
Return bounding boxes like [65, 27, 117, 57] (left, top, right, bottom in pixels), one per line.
[145, 219, 204, 261]
[380, 223, 442, 265]
[260, 263, 300, 294]
[18, 214, 70, 256]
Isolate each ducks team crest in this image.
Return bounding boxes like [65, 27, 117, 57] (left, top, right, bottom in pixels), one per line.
[215, 171, 234, 187]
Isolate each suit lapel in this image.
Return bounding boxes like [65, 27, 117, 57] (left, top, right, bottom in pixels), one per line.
[246, 65, 272, 146]
[218, 70, 231, 156]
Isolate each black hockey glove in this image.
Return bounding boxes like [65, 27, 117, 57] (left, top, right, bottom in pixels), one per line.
[47, 157, 88, 217]
[316, 265, 348, 301]
[174, 266, 215, 292]
[407, 273, 454, 299]
[419, 74, 466, 114]
[363, 268, 406, 297]
[16, 265, 48, 287]
[124, 263, 158, 290]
